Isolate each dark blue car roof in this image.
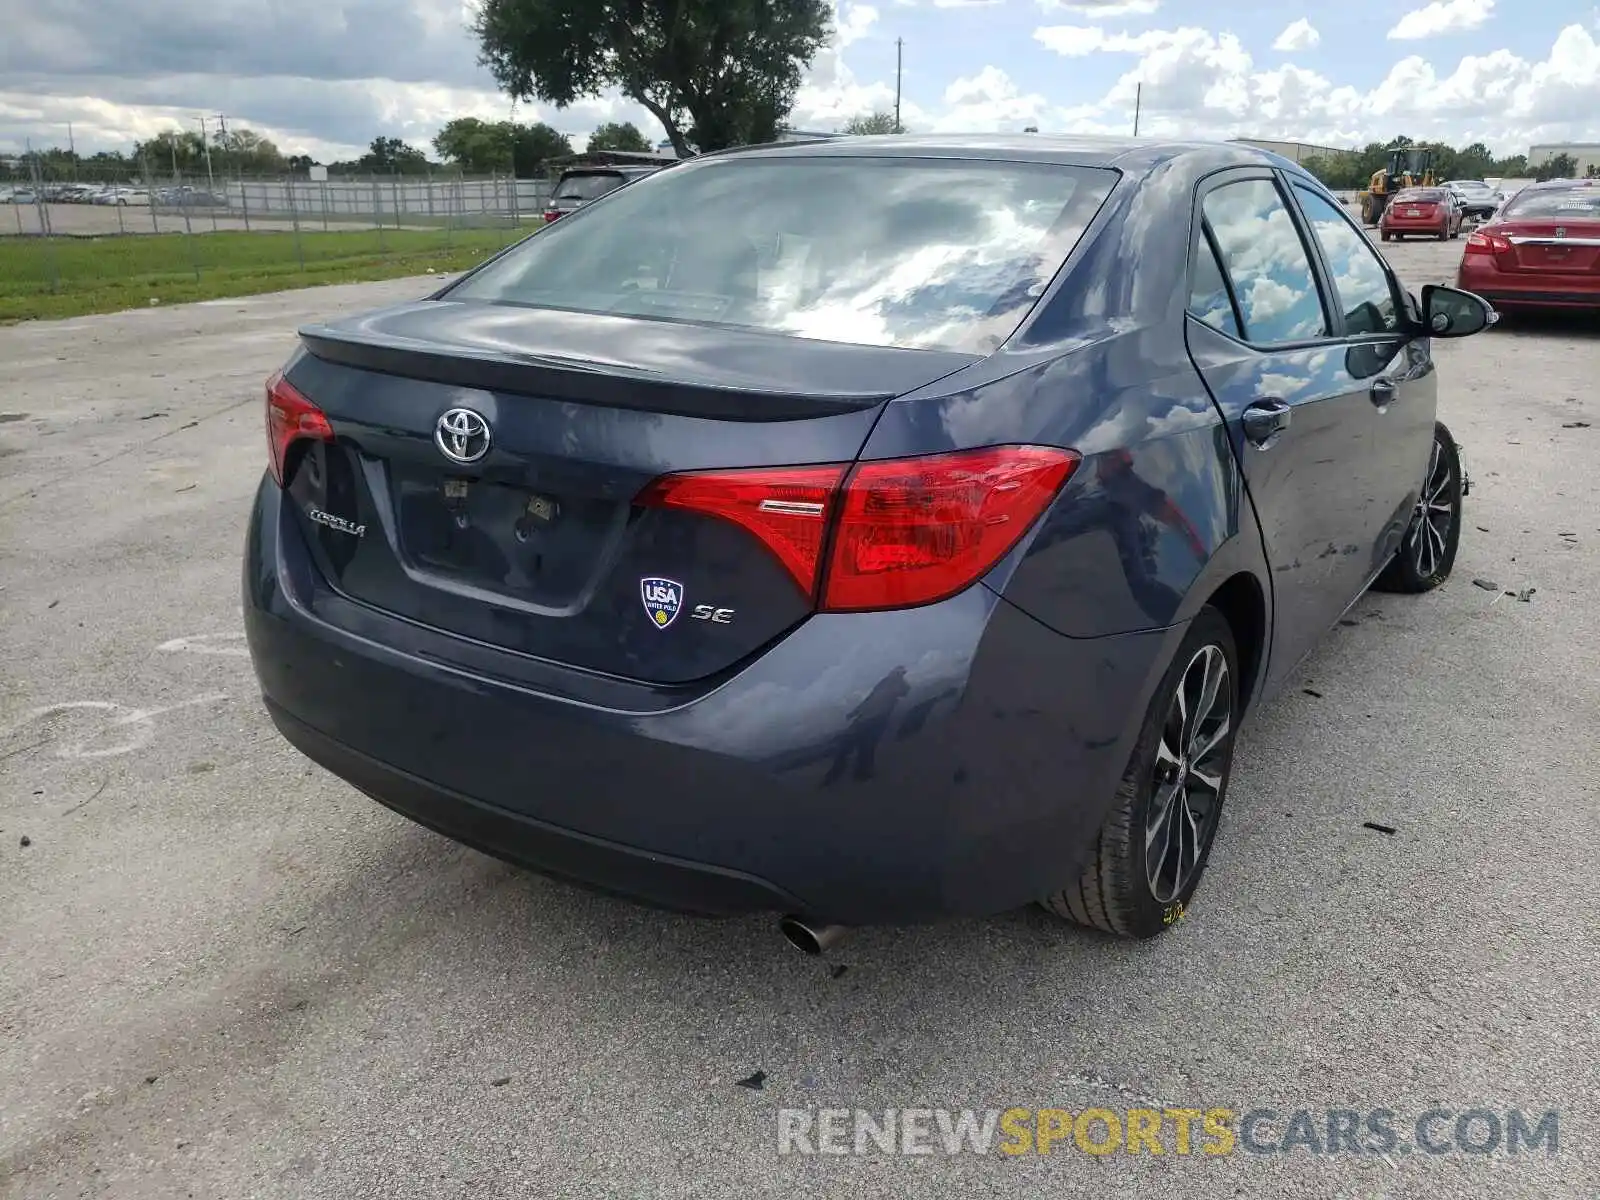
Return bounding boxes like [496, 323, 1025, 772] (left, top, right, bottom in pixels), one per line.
[700, 133, 1304, 176]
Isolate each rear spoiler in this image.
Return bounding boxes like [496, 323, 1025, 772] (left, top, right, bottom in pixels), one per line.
[297, 325, 920, 422]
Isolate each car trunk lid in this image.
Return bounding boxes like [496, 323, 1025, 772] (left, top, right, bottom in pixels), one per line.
[1492, 217, 1600, 274]
[278, 300, 978, 684]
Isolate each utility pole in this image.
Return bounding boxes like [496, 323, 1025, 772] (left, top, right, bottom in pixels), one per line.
[67, 122, 76, 179]
[894, 38, 904, 133]
[195, 115, 216, 193]
[1133, 82, 1142, 137]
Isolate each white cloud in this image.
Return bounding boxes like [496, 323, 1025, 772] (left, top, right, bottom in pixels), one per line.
[837, 3, 880, 47]
[1272, 18, 1320, 52]
[934, 65, 1050, 129]
[1023, 19, 1600, 155]
[932, 0, 1004, 7]
[1388, 0, 1495, 41]
[1036, 0, 1159, 15]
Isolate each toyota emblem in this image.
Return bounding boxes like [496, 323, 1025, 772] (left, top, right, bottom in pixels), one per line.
[1555, 226, 1567, 239]
[435, 408, 491, 464]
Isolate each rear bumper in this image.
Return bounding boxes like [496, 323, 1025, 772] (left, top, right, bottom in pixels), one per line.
[265, 700, 805, 915]
[1382, 220, 1447, 234]
[244, 477, 1179, 924]
[1457, 261, 1600, 309]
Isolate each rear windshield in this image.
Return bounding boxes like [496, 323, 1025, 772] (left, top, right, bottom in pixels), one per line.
[1503, 187, 1600, 217]
[553, 173, 626, 201]
[447, 157, 1119, 353]
[1396, 189, 1444, 202]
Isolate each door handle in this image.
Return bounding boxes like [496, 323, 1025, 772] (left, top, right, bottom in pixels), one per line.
[1370, 378, 1397, 407]
[1242, 398, 1292, 449]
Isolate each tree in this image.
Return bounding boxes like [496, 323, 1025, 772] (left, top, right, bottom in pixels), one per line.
[135, 130, 207, 177]
[842, 111, 902, 135]
[433, 118, 572, 176]
[352, 136, 433, 175]
[211, 128, 284, 175]
[472, 0, 832, 156]
[1535, 152, 1577, 182]
[1588, 163, 1600, 179]
[286, 154, 319, 175]
[587, 120, 653, 152]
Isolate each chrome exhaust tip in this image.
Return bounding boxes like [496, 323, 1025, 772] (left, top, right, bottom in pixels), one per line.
[778, 915, 849, 956]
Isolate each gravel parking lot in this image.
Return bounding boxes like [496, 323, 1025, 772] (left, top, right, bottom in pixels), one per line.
[1, 238, 1596, 1198]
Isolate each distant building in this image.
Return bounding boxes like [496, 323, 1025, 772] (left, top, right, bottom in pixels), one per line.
[1231, 138, 1356, 164]
[1529, 143, 1600, 176]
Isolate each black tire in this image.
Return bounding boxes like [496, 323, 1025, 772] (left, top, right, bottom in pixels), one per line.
[1372, 421, 1462, 593]
[1381, 231, 1392, 242]
[1042, 607, 1239, 939]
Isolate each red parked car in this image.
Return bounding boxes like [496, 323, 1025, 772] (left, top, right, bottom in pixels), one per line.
[1380, 187, 1463, 242]
[1456, 179, 1600, 312]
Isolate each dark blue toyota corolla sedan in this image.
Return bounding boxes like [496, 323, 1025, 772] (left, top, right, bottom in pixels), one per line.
[244, 135, 1494, 945]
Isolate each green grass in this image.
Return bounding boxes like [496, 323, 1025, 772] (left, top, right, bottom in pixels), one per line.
[0, 226, 537, 323]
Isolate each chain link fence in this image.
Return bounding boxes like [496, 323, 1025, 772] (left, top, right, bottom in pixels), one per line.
[1, 164, 555, 320]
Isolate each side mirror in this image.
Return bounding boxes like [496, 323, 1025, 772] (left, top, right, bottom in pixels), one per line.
[1420, 284, 1497, 338]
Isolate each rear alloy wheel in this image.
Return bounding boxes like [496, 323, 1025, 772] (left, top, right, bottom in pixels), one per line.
[1373, 421, 1462, 593]
[1042, 607, 1239, 938]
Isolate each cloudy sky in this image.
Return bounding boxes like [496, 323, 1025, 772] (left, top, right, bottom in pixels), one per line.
[1, 0, 1597, 161]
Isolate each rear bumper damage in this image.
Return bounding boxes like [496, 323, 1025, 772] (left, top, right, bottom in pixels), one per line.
[244, 476, 1178, 924]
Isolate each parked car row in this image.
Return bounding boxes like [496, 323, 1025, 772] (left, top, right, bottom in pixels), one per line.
[0, 183, 228, 207]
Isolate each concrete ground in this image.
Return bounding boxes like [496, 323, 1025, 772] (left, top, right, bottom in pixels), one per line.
[1, 240, 1596, 1198]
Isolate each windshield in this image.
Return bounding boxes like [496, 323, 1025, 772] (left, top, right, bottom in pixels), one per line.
[554, 173, 626, 201]
[1448, 180, 1491, 192]
[1396, 190, 1444, 202]
[1503, 187, 1600, 218]
[447, 156, 1118, 353]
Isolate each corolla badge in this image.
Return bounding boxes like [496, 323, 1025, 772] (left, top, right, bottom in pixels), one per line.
[435, 408, 491, 465]
[640, 577, 684, 629]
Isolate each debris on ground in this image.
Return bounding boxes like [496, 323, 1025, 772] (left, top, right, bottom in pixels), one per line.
[139, 411, 167, 421]
[1562, 421, 1591, 428]
[1514, 587, 1536, 603]
[61, 780, 108, 817]
[19, 835, 31, 848]
[829, 964, 849, 979]
[1362, 822, 1397, 836]
[736, 1070, 767, 1091]
[491, 1076, 511, 1087]
[1471, 579, 1499, 591]
[1303, 688, 1324, 698]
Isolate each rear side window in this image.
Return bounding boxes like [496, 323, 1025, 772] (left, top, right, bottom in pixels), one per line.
[1188, 228, 1242, 339]
[1201, 179, 1328, 345]
[447, 157, 1119, 353]
[1293, 186, 1400, 336]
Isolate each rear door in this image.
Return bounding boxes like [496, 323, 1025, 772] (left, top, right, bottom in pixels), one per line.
[1183, 170, 1405, 687]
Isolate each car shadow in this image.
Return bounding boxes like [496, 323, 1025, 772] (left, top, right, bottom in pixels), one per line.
[1489, 308, 1600, 340]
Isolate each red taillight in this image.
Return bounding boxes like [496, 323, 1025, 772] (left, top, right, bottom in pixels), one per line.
[1465, 230, 1512, 255]
[544, 209, 561, 223]
[637, 464, 847, 596]
[265, 371, 333, 486]
[636, 446, 1079, 611]
[824, 447, 1079, 610]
